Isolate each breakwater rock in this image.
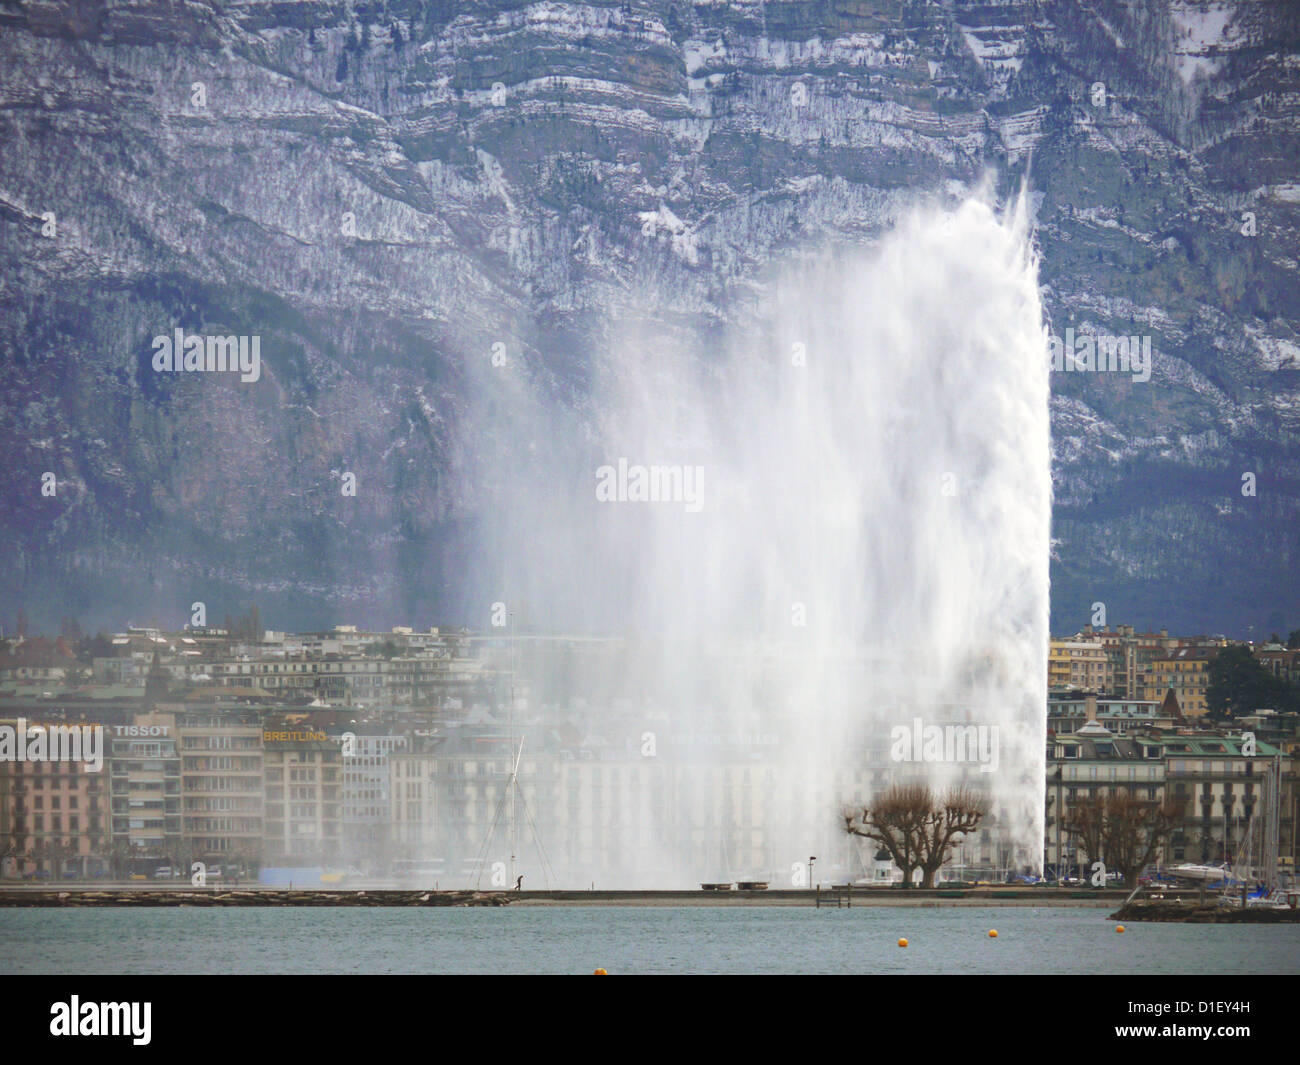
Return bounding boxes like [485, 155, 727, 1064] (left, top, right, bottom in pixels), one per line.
[1110, 902, 1300, 923]
[0, 890, 510, 908]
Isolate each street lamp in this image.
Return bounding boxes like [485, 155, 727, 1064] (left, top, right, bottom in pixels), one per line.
[808, 855, 817, 890]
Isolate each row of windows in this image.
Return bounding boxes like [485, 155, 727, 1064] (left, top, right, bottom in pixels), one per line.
[24, 794, 98, 809]
[112, 747, 175, 761]
[184, 798, 262, 813]
[1171, 783, 1257, 796]
[1168, 760, 1253, 773]
[265, 786, 327, 801]
[182, 757, 261, 771]
[1057, 764, 1161, 780]
[264, 822, 339, 837]
[2, 762, 100, 777]
[179, 736, 261, 750]
[181, 777, 260, 792]
[19, 815, 96, 832]
[182, 819, 262, 833]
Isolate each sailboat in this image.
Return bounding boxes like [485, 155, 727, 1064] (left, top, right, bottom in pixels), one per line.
[1167, 862, 1236, 883]
[1217, 755, 1297, 909]
[468, 617, 555, 892]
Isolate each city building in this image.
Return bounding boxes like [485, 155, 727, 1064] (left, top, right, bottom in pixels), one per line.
[1139, 646, 1220, 717]
[107, 712, 181, 871]
[175, 708, 265, 869]
[332, 730, 407, 868]
[262, 726, 342, 867]
[1045, 723, 1167, 877]
[1047, 691, 1177, 734]
[1048, 636, 1114, 693]
[1160, 733, 1290, 864]
[0, 715, 110, 879]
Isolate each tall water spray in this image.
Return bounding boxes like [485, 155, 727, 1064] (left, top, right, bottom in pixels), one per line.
[464, 192, 1050, 887]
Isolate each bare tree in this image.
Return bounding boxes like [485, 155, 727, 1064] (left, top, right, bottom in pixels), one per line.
[845, 785, 927, 887]
[1064, 791, 1183, 888]
[845, 784, 990, 888]
[915, 786, 990, 888]
[109, 840, 132, 880]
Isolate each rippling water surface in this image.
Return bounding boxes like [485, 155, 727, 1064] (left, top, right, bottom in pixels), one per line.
[3, 905, 1296, 975]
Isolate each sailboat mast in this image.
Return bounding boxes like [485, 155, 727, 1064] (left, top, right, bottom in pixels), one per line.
[1264, 754, 1281, 891]
[509, 612, 517, 886]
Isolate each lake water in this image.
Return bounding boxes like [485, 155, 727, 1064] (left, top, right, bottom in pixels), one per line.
[2, 905, 1296, 975]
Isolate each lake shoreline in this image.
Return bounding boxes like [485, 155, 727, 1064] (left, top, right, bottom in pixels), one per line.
[0, 887, 1125, 908]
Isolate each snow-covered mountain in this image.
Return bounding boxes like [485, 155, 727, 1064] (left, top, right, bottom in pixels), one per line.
[1, 0, 1296, 636]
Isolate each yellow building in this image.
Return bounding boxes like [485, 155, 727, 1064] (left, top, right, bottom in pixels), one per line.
[1048, 637, 1114, 692]
[1139, 647, 1219, 717]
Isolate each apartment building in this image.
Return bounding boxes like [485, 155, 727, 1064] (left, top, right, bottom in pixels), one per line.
[1140, 646, 1219, 717]
[1046, 724, 1294, 870]
[108, 712, 181, 864]
[1058, 627, 1231, 707]
[1045, 724, 1167, 876]
[175, 709, 264, 864]
[388, 743, 441, 865]
[1257, 645, 1300, 686]
[1047, 692, 1177, 734]
[387, 729, 556, 885]
[202, 654, 493, 707]
[1161, 734, 1290, 864]
[1090, 626, 1176, 699]
[0, 716, 110, 879]
[333, 730, 407, 865]
[262, 729, 342, 866]
[1048, 637, 1114, 692]
[552, 755, 672, 884]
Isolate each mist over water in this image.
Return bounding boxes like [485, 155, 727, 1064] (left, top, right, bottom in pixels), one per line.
[464, 193, 1050, 887]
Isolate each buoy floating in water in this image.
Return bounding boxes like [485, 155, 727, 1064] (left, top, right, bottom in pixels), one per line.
[593, 968, 608, 975]
[897, 938, 908, 948]
[988, 929, 998, 938]
[1115, 925, 1125, 934]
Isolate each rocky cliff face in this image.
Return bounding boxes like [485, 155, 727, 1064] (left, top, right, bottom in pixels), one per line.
[1, 0, 1296, 636]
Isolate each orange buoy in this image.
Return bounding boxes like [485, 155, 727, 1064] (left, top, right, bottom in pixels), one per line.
[897, 938, 908, 947]
[593, 968, 608, 975]
[1115, 925, 1125, 934]
[988, 929, 998, 938]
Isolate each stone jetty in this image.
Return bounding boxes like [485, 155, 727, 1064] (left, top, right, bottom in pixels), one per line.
[0, 890, 510, 907]
[1109, 901, 1300, 923]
